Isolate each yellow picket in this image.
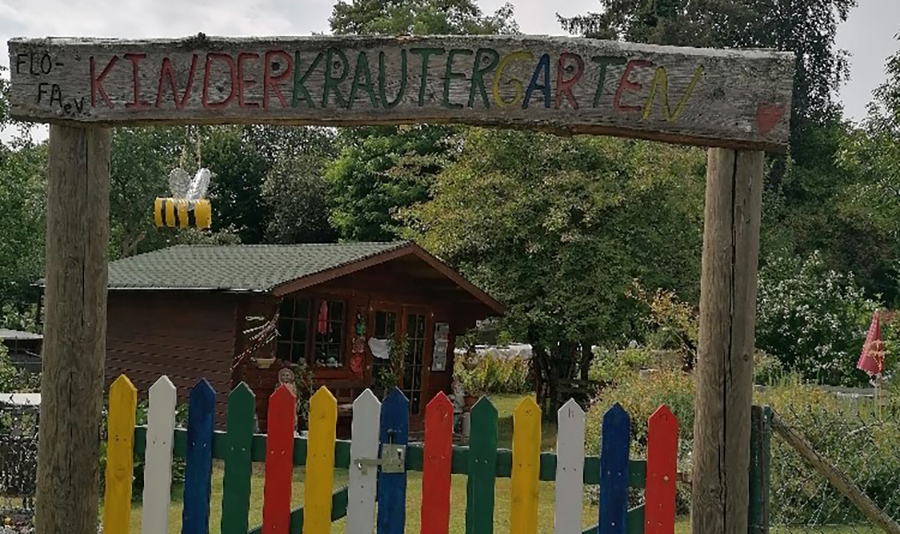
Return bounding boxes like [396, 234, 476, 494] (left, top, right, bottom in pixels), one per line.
[509, 396, 541, 534]
[103, 374, 138, 533]
[303, 386, 337, 534]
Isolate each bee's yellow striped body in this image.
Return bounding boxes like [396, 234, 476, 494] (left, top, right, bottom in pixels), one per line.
[154, 198, 212, 230]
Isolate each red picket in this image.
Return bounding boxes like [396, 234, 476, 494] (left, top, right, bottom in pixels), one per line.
[262, 385, 296, 534]
[645, 405, 678, 534]
[420, 392, 453, 534]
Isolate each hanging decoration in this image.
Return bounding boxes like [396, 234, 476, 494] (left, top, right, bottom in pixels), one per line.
[154, 127, 213, 230]
[154, 168, 213, 230]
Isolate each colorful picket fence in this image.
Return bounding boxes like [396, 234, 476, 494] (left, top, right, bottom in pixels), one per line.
[104, 374, 680, 534]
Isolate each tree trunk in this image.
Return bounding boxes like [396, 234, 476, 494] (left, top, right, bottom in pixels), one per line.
[579, 342, 593, 380]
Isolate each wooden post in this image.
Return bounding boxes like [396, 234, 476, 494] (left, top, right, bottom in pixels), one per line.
[691, 149, 764, 534]
[36, 125, 110, 534]
[748, 405, 772, 534]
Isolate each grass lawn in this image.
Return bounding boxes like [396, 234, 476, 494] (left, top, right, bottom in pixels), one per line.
[117, 394, 876, 534]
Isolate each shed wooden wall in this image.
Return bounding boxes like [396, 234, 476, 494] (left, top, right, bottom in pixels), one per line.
[105, 291, 238, 423]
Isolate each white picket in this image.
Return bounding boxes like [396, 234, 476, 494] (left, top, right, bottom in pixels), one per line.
[141, 375, 177, 534]
[555, 398, 586, 534]
[347, 389, 381, 534]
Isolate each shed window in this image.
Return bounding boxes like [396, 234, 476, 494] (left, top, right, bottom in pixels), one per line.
[277, 298, 310, 364]
[313, 299, 346, 368]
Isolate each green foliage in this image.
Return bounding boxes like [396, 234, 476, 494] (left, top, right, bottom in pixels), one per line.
[326, 125, 453, 241]
[585, 369, 695, 513]
[330, 0, 518, 36]
[0, 141, 46, 313]
[406, 128, 705, 406]
[453, 353, 531, 395]
[588, 346, 657, 385]
[291, 359, 316, 429]
[0, 344, 16, 392]
[756, 251, 877, 386]
[202, 126, 271, 244]
[325, 0, 518, 242]
[376, 333, 408, 393]
[0, 341, 40, 394]
[261, 128, 338, 244]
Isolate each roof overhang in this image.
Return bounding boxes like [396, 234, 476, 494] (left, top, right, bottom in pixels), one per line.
[272, 243, 505, 314]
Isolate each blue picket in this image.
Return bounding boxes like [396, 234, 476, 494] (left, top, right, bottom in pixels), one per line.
[181, 379, 216, 534]
[377, 387, 409, 534]
[599, 403, 631, 534]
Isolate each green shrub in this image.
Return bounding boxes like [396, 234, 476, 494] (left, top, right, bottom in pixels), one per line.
[453, 352, 531, 395]
[756, 251, 877, 386]
[585, 369, 695, 513]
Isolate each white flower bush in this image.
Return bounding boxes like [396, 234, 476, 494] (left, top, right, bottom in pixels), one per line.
[756, 251, 877, 386]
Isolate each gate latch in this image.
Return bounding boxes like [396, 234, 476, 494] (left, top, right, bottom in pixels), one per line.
[355, 444, 406, 475]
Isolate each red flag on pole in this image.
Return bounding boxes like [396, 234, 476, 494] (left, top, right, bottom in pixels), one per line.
[857, 310, 885, 376]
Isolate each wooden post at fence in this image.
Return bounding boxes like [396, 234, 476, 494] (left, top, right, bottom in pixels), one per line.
[692, 149, 764, 534]
[35, 125, 111, 534]
[748, 406, 772, 534]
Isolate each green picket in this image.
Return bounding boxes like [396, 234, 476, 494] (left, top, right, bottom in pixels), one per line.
[221, 382, 256, 534]
[465, 397, 498, 534]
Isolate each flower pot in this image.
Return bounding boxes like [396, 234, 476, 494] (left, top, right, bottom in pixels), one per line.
[255, 357, 276, 369]
[464, 394, 479, 411]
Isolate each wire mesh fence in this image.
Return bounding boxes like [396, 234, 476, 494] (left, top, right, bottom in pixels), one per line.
[770, 399, 900, 533]
[0, 394, 39, 532]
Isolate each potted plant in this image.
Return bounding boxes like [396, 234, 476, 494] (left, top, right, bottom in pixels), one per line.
[374, 333, 407, 398]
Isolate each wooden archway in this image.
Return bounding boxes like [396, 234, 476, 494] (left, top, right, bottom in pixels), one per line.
[7, 34, 794, 534]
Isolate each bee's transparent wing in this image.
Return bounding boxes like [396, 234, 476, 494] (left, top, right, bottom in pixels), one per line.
[167, 168, 191, 198]
[186, 168, 211, 200]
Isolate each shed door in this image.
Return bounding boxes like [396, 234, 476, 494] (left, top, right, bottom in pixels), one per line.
[403, 310, 430, 416]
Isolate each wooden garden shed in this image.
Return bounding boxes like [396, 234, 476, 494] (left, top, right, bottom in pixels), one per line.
[99, 241, 503, 430]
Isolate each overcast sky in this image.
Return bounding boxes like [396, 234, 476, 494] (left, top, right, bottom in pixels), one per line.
[1, 0, 897, 142]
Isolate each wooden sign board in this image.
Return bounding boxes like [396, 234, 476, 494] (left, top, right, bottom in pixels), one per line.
[7, 35, 794, 151]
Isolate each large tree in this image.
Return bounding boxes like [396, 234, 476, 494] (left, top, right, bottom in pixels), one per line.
[326, 0, 518, 241]
[406, 129, 706, 411]
[255, 126, 339, 244]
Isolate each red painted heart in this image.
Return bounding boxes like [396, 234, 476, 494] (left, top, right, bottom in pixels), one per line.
[757, 105, 786, 137]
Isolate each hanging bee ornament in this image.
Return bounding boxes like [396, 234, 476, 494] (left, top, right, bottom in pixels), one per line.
[154, 168, 213, 230]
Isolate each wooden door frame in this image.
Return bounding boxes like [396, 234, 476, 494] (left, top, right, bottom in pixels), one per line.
[10, 34, 793, 534]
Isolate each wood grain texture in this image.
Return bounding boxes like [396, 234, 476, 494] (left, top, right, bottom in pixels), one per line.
[691, 149, 764, 534]
[465, 398, 498, 534]
[555, 399, 585, 534]
[102, 375, 138, 534]
[303, 387, 338, 534]
[644, 406, 678, 534]
[221, 382, 256, 534]
[599, 403, 630, 534]
[347, 389, 380, 534]
[35, 124, 109, 534]
[377, 388, 409, 534]
[263, 385, 297, 534]
[421, 392, 453, 534]
[182, 379, 216, 534]
[510, 396, 541, 534]
[771, 413, 900, 534]
[142, 375, 178, 534]
[8, 35, 793, 150]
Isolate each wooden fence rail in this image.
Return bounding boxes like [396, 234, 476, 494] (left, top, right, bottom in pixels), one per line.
[105, 374, 681, 534]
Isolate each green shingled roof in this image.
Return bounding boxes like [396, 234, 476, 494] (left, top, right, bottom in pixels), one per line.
[106, 242, 409, 292]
